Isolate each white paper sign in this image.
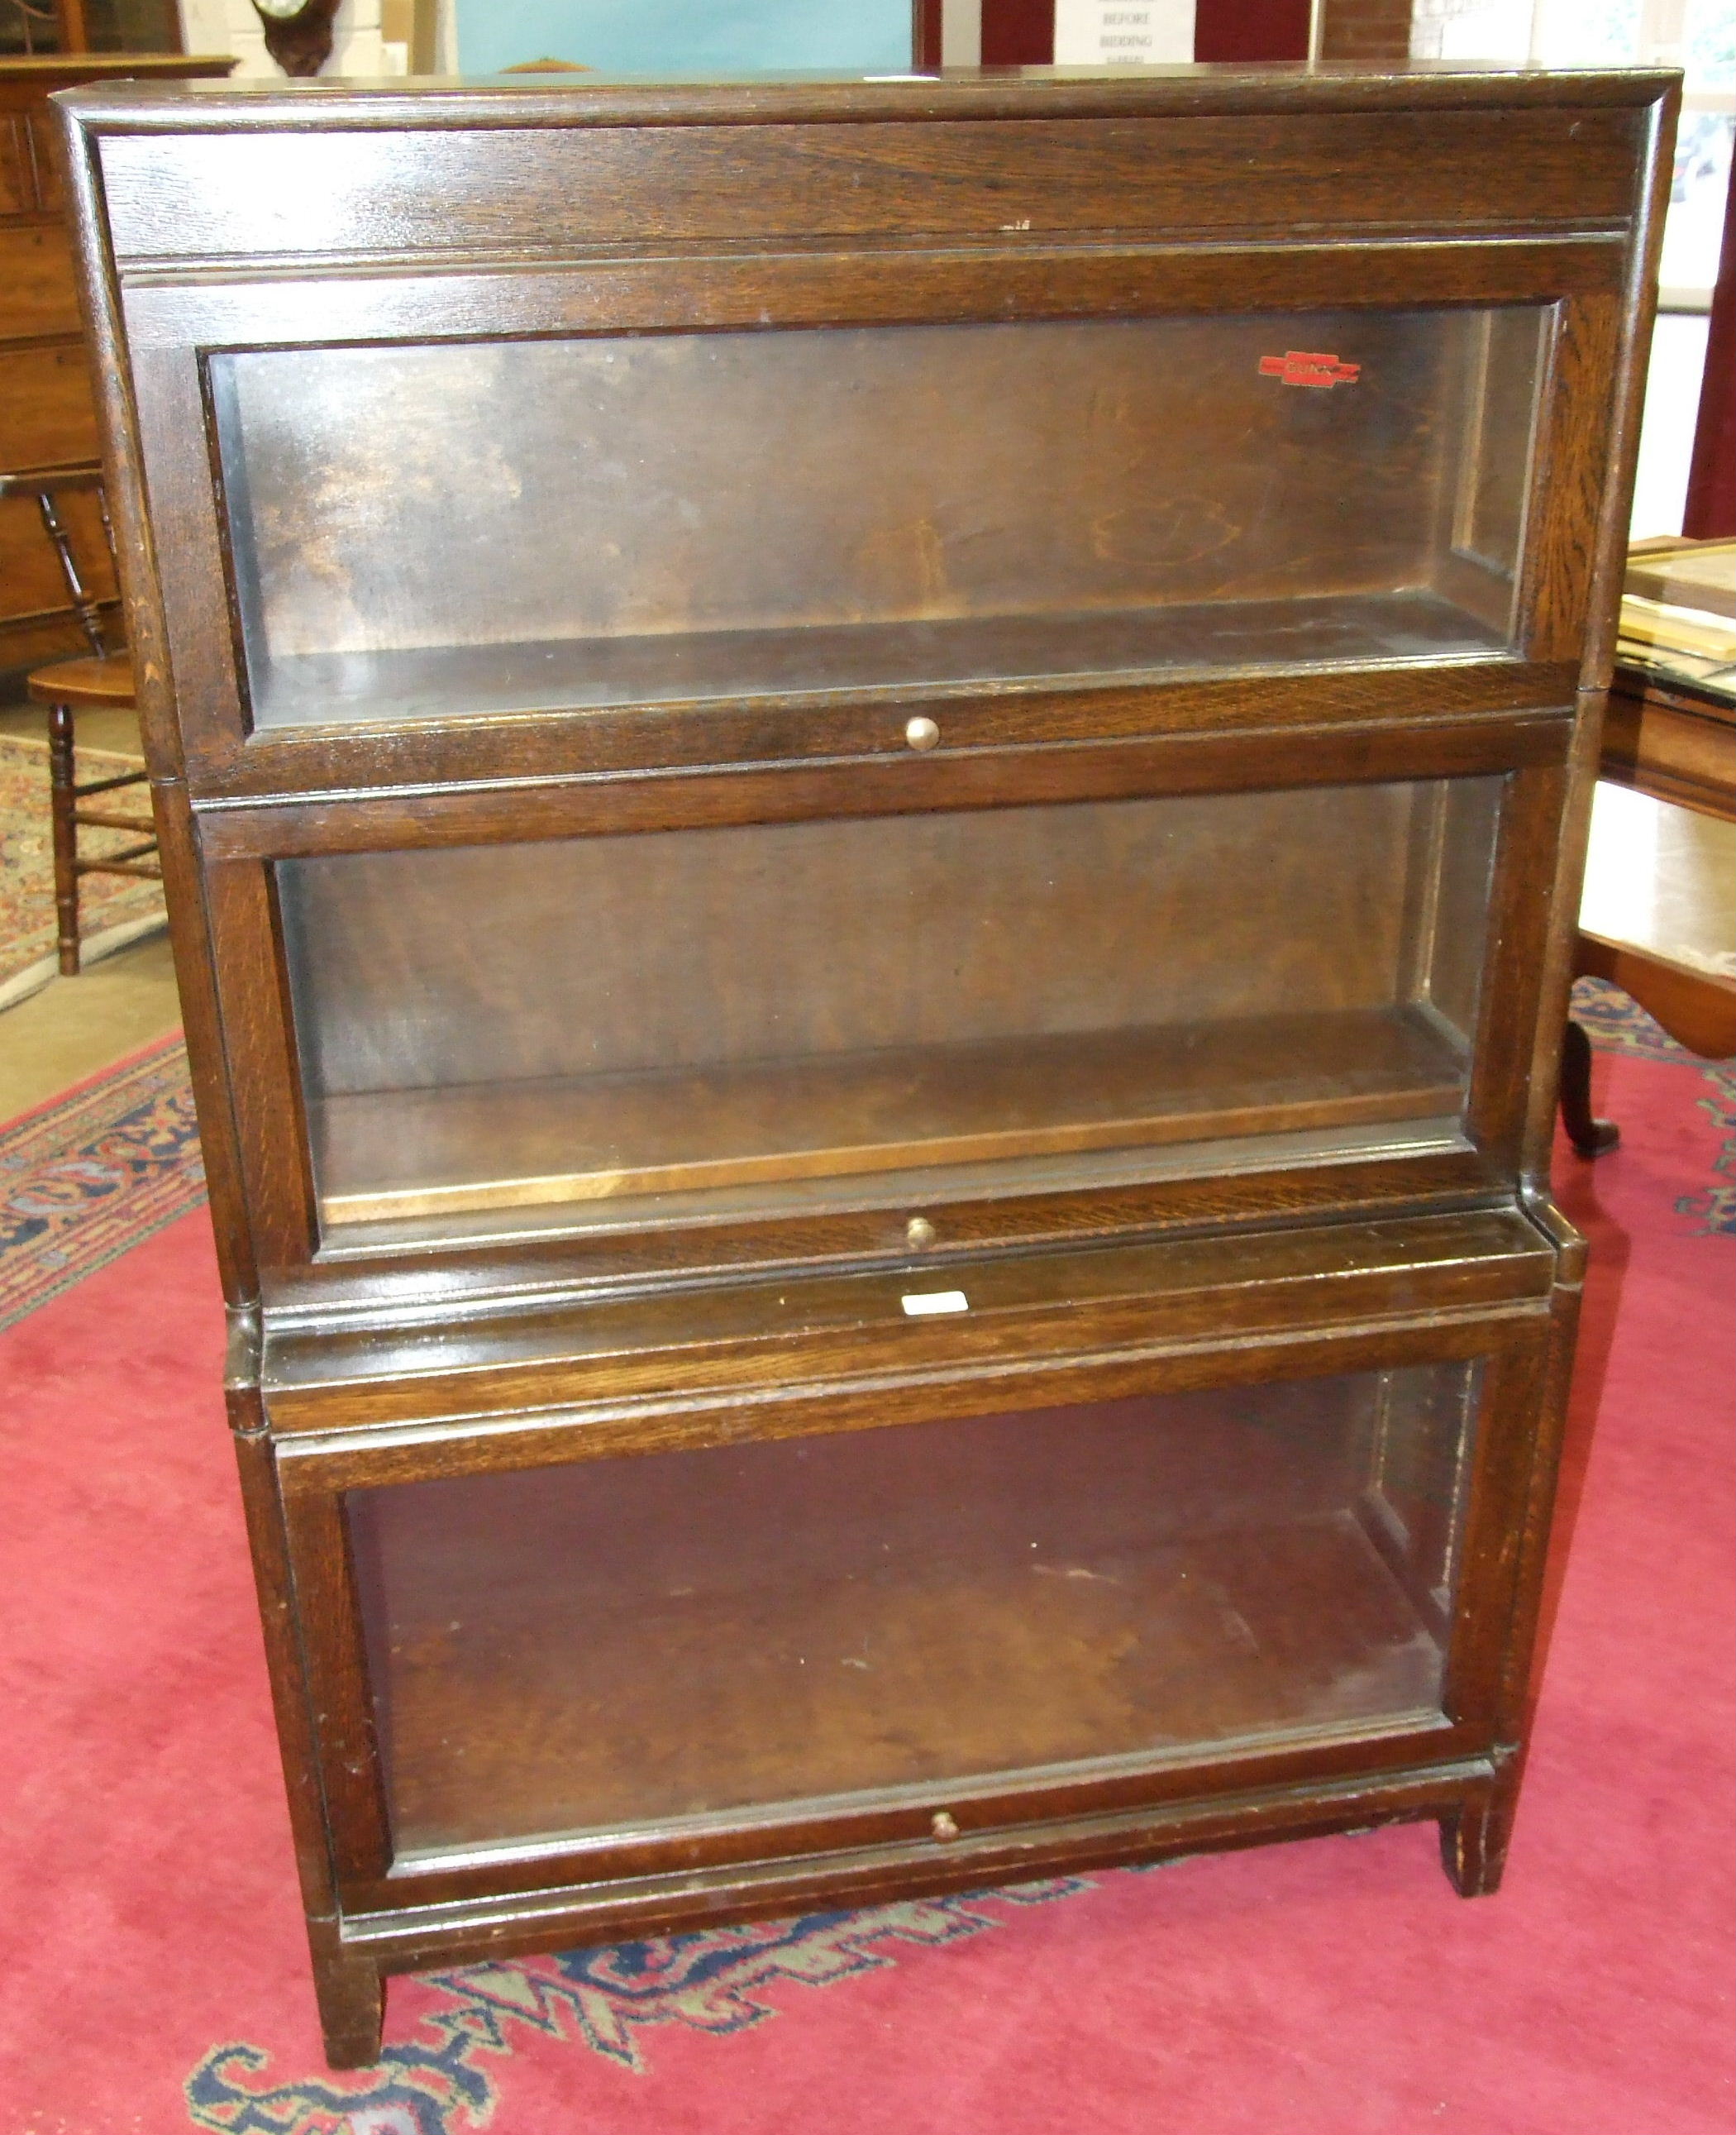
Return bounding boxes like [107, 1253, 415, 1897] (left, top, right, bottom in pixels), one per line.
[1053, 0, 1195, 64]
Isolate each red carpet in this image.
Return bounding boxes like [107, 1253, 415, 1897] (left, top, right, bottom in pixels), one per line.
[1, 989, 1731, 2134]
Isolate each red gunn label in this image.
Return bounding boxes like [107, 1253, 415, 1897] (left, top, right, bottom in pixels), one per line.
[1258, 351, 1362, 388]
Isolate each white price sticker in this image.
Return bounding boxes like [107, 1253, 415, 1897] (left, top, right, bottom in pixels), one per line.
[900, 1291, 971, 1316]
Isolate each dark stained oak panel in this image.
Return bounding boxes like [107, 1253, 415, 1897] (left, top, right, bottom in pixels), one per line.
[93, 106, 1643, 263]
[0, 55, 233, 669]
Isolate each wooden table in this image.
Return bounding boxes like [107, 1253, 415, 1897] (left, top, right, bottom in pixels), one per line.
[1577, 783, 1735, 1053]
[1600, 534, 1735, 819]
[1562, 538, 1736, 1152]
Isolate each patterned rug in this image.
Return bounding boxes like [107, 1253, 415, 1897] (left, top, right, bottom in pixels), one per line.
[1572, 978, 1736, 1231]
[0, 984, 1730, 2135]
[0, 730, 168, 1009]
[0, 1029, 204, 1335]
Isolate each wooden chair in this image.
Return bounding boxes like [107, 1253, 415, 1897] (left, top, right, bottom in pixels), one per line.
[0, 461, 155, 976]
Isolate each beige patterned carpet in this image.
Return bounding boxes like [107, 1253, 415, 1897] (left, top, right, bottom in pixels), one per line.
[0, 732, 165, 1010]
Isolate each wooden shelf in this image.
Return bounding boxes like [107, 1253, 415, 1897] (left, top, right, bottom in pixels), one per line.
[251, 590, 1509, 728]
[312, 1005, 1468, 1227]
[357, 1394, 1451, 1856]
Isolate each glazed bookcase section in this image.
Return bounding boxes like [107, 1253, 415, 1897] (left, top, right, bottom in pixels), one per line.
[278, 776, 1502, 1247]
[350, 1362, 1481, 1859]
[209, 306, 1545, 729]
[53, 60, 1672, 2070]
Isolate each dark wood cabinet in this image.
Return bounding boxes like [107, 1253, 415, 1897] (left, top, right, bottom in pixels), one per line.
[0, 54, 232, 681]
[54, 64, 1675, 2069]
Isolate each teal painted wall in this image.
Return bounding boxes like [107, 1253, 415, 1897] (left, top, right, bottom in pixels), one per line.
[455, 0, 913, 76]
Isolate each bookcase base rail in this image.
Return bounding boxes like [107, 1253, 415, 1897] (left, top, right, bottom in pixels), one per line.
[314, 1753, 1513, 2067]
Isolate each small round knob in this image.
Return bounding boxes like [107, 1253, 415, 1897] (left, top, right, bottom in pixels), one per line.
[905, 1216, 936, 1249]
[904, 715, 941, 752]
[931, 1810, 960, 1841]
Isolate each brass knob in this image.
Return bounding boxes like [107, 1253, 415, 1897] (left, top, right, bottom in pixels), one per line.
[904, 714, 941, 752]
[906, 1216, 936, 1249]
[931, 1810, 960, 1841]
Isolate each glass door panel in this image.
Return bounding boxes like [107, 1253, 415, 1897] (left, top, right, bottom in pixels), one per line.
[278, 778, 1502, 1246]
[211, 306, 1546, 728]
[349, 1363, 1481, 1857]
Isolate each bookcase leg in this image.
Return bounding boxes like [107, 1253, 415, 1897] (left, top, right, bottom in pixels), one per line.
[1438, 1794, 1514, 1899]
[311, 1937, 385, 2070]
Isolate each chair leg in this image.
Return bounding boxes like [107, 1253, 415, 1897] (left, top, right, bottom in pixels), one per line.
[46, 702, 82, 976]
[1560, 1017, 1619, 1157]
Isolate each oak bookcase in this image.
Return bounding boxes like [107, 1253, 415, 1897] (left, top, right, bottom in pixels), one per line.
[55, 64, 1674, 2066]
